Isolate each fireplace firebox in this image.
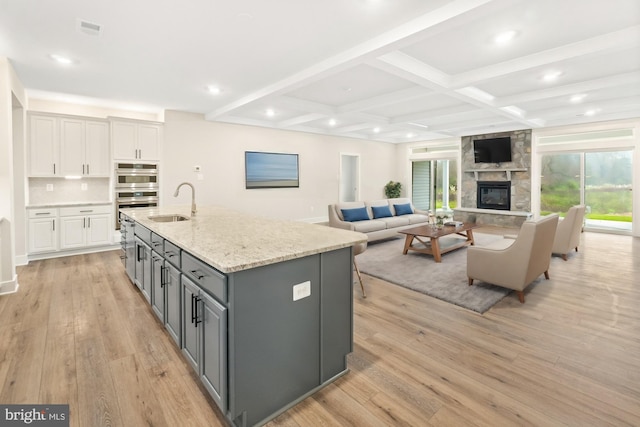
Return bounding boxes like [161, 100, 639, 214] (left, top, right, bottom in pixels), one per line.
[477, 181, 511, 210]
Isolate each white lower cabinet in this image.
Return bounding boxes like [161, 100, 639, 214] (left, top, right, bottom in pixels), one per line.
[28, 208, 58, 253]
[59, 205, 112, 250]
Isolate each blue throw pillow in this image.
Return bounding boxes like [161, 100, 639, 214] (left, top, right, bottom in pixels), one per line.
[394, 203, 413, 216]
[341, 207, 370, 222]
[372, 205, 392, 219]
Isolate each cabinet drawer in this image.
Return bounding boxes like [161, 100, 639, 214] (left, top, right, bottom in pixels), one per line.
[182, 252, 227, 303]
[150, 232, 164, 255]
[59, 204, 112, 216]
[164, 241, 181, 268]
[28, 208, 59, 218]
[135, 223, 152, 245]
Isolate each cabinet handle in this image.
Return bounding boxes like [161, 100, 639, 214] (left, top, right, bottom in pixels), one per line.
[88, 217, 91, 228]
[152, 241, 161, 247]
[194, 296, 202, 326]
[52, 219, 55, 231]
[35, 212, 51, 216]
[190, 270, 204, 280]
[160, 266, 166, 287]
[83, 218, 86, 228]
[53, 163, 56, 174]
[80, 210, 92, 213]
[137, 245, 142, 262]
[165, 251, 175, 258]
[83, 164, 85, 174]
[191, 294, 196, 324]
[87, 164, 90, 175]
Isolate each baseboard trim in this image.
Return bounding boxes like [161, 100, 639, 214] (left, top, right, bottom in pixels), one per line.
[0, 274, 19, 295]
[27, 244, 120, 262]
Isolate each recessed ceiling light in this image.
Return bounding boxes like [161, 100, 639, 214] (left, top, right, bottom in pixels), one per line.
[584, 108, 601, 117]
[373, 127, 381, 134]
[207, 85, 221, 95]
[49, 54, 73, 65]
[265, 108, 275, 117]
[542, 71, 562, 82]
[570, 94, 587, 103]
[328, 119, 337, 127]
[406, 132, 415, 138]
[494, 30, 517, 45]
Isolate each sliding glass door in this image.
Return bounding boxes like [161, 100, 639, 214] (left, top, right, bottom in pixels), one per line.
[412, 159, 457, 211]
[585, 151, 632, 231]
[541, 150, 632, 231]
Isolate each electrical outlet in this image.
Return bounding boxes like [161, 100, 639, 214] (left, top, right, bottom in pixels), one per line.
[293, 281, 311, 301]
[81, 183, 88, 191]
[194, 165, 201, 172]
[46, 184, 54, 191]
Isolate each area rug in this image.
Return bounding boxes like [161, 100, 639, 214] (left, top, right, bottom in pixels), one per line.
[356, 233, 512, 314]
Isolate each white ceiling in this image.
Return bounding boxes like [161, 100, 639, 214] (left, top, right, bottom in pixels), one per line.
[1, 0, 639, 143]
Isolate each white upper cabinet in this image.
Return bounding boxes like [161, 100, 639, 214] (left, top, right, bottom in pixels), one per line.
[59, 118, 84, 176]
[29, 114, 59, 176]
[29, 113, 110, 178]
[84, 121, 110, 176]
[111, 119, 162, 161]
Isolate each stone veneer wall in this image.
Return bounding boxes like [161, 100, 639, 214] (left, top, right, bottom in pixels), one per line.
[460, 129, 532, 212]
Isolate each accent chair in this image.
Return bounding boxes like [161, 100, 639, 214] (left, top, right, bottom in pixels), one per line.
[552, 205, 586, 261]
[467, 214, 559, 303]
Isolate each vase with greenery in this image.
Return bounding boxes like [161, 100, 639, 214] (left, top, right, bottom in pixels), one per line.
[384, 181, 402, 198]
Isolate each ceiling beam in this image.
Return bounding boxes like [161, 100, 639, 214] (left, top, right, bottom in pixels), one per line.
[205, 0, 495, 121]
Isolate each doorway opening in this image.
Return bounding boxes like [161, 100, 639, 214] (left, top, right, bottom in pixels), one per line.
[339, 154, 359, 203]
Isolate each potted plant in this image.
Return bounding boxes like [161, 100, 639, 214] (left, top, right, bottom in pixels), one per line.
[384, 181, 402, 198]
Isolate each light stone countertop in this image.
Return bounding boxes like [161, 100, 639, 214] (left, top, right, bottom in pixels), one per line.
[120, 206, 367, 274]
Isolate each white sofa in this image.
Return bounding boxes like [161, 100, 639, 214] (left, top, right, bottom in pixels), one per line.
[328, 198, 430, 242]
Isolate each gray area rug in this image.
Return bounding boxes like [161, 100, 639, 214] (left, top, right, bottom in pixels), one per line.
[356, 233, 511, 314]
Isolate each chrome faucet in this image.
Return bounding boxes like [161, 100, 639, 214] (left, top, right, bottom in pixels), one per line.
[173, 182, 197, 216]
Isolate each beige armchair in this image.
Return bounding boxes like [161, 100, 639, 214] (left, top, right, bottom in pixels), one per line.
[552, 205, 586, 260]
[467, 214, 559, 303]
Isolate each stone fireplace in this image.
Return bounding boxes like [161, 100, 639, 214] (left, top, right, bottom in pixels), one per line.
[477, 181, 510, 210]
[453, 129, 533, 227]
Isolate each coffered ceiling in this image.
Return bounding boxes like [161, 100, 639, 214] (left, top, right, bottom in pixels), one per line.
[1, 0, 639, 143]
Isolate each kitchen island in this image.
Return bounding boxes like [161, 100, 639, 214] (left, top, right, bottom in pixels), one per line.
[119, 206, 366, 427]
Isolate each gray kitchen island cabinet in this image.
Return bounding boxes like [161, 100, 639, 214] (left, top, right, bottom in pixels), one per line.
[120, 206, 366, 427]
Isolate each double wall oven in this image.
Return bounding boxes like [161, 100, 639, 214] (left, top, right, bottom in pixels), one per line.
[115, 162, 159, 229]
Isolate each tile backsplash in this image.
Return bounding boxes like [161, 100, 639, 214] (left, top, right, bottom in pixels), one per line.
[29, 177, 111, 205]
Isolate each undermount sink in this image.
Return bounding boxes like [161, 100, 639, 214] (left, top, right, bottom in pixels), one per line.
[147, 214, 190, 223]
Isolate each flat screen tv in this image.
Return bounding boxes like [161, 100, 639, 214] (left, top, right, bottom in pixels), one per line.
[245, 151, 299, 189]
[473, 137, 512, 163]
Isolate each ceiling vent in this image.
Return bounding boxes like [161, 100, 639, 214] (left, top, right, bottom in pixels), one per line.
[77, 19, 102, 36]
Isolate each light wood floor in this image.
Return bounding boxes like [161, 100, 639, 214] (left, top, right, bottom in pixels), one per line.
[2, 228, 639, 426]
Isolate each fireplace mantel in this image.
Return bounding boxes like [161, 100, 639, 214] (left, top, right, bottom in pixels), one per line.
[465, 168, 528, 181]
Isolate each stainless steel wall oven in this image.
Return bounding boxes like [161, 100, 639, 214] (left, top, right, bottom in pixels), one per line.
[115, 162, 159, 229]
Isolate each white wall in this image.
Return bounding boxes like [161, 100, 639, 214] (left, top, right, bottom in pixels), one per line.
[0, 57, 26, 293]
[162, 110, 398, 222]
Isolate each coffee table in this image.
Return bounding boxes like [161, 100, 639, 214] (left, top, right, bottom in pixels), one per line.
[399, 222, 477, 263]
